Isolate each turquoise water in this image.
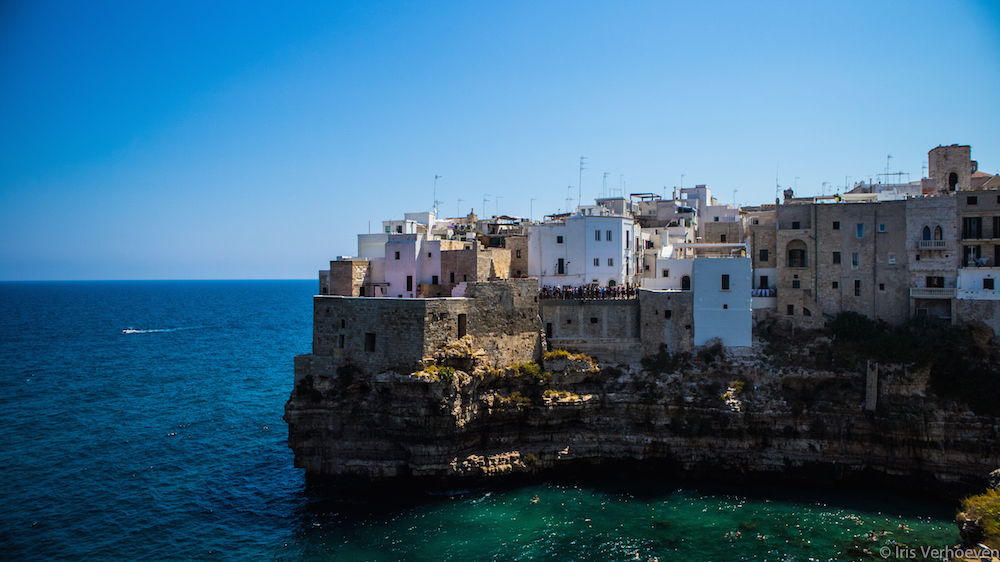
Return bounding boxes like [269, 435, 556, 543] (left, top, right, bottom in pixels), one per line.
[0, 281, 959, 561]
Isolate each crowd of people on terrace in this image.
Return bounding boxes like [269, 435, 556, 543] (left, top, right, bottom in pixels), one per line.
[539, 284, 638, 300]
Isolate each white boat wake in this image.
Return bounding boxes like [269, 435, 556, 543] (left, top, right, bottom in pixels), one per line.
[121, 326, 206, 334]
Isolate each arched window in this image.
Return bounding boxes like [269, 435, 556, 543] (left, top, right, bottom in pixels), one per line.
[681, 275, 691, 291]
[934, 226, 943, 240]
[785, 239, 808, 268]
[949, 172, 958, 191]
[608, 279, 616, 287]
[922, 226, 931, 240]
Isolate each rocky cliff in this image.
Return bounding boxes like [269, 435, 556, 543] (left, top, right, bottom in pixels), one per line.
[284, 331, 1000, 497]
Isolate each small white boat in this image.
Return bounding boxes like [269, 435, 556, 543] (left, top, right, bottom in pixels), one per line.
[122, 327, 141, 334]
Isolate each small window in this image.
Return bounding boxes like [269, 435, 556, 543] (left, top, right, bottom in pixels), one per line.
[888, 253, 896, 265]
[721, 274, 730, 290]
[594, 258, 600, 266]
[665, 310, 672, 319]
[595, 230, 601, 241]
[714, 216, 720, 222]
[723, 304, 728, 309]
[854, 280, 861, 296]
[608, 258, 614, 266]
[753, 219, 759, 225]
[833, 221, 840, 230]
[986, 278, 995, 291]
[759, 249, 768, 262]
[406, 276, 413, 291]
[759, 275, 768, 288]
[879, 283, 885, 291]
[428, 252, 432, 258]
[340, 319, 346, 329]
[463, 274, 467, 281]
[792, 280, 800, 289]
[787, 304, 794, 316]
[968, 196, 978, 205]
[450, 272, 455, 283]
[792, 221, 800, 229]
[516, 270, 521, 276]
[851, 252, 859, 269]
[915, 254, 920, 261]
[465, 245, 471, 250]
[338, 334, 345, 349]
[662, 269, 669, 278]
[396, 225, 402, 233]
[856, 223, 864, 238]
[720, 234, 727, 243]
[803, 308, 811, 317]
[432, 275, 439, 285]
[395, 251, 400, 260]
[878, 224, 886, 233]
[606, 230, 613, 241]
[566, 319, 572, 324]
[833, 251, 841, 264]
[364, 333, 376, 352]
[458, 314, 467, 337]
[590, 317, 598, 324]
[832, 281, 839, 289]
[557, 236, 564, 244]
[516, 249, 521, 258]
[644, 264, 650, 270]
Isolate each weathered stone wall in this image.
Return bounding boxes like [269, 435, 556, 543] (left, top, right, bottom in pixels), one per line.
[701, 221, 744, 244]
[312, 296, 428, 373]
[440, 244, 478, 296]
[907, 194, 959, 319]
[929, 144, 973, 193]
[638, 289, 694, 356]
[449, 279, 542, 368]
[955, 300, 1000, 336]
[957, 188, 1000, 267]
[507, 236, 529, 278]
[328, 260, 370, 297]
[540, 299, 641, 363]
[485, 248, 511, 280]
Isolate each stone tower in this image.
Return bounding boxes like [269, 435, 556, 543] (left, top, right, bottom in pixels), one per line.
[928, 144, 977, 193]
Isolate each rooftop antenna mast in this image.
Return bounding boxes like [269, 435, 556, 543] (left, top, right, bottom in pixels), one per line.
[566, 186, 574, 213]
[457, 198, 463, 217]
[433, 175, 442, 215]
[733, 189, 738, 208]
[775, 165, 780, 204]
[886, 154, 892, 180]
[483, 194, 490, 218]
[619, 174, 625, 198]
[530, 198, 536, 222]
[578, 156, 587, 207]
[603, 172, 609, 198]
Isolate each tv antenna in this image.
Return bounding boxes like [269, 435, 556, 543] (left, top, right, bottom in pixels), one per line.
[457, 198, 463, 217]
[603, 172, 609, 198]
[566, 186, 574, 213]
[482, 194, 490, 217]
[578, 156, 587, 207]
[433, 175, 442, 215]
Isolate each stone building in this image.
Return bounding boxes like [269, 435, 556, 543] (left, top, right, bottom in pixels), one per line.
[907, 194, 960, 320]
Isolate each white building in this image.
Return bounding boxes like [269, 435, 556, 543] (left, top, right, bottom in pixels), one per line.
[526, 213, 639, 287]
[692, 257, 752, 347]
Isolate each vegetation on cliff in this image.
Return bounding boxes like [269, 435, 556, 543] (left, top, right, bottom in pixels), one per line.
[959, 488, 1000, 548]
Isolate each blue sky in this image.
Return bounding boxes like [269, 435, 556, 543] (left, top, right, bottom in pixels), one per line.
[2, 0, 998, 280]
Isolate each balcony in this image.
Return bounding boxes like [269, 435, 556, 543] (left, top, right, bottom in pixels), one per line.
[917, 240, 947, 249]
[909, 288, 955, 298]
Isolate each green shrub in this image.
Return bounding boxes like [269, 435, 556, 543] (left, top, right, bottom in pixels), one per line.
[961, 488, 1000, 549]
[423, 364, 456, 383]
[543, 389, 582, 401]
[506, 391, 532, 407]
[511, 361, 552, 383]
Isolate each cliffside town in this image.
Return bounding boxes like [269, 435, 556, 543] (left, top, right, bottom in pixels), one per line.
[285, 144, 1000, 494]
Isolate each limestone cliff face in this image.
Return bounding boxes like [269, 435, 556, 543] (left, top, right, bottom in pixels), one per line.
[284, 347, 1000, 495]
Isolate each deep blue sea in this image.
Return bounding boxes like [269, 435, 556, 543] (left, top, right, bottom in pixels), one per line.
[0, 281, 960, 561]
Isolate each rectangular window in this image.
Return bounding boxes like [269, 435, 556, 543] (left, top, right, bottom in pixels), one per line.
[721, 274, 730, 290]
[338, 334, 345, 349]
[759, 249, 768, 262]
[457, 314, 467, 337]
[665, 310, 672, 319]
[720, 234, 727, 243]
[968, 196, 978, 205]
[888, 253, 896, 265]
[792, 221, 800, 229]
[463, 274, 467, 281]
[450, 272, 455, 283]
[557, 259, 565, 274]
[364, 333, 376, 352]
[879, 283, 885, 291]
[386, 226, 391, 233]
[759, 275, 768, 289]
[833, 251, 841, 264]
[557, 236, 564, 244]
[590, 317, 598, 324]
[406, 276, 413, 291]
[926, 276, 944, 288]
[833, 221, 840, 230]
[662, 269, 669, 278]
[607, 258, 614, 266]
[964, 217, 983, 239]
[787, 304, 794, 316]
[854, 280, 861, 296]
[432, 275, 439, 285]
[993, 217, 1000, 238]
[986, 278, 995, 291]
[395, 251, 400, 260]
[878, 224, 886, 233]
[594, 258, 600, 266]
[856, 223, 864, 238]
[606, 230, 613, 241]
[595, 230, 601, 241]
[396, 225, 402, 233]
[832, 281, 839, 289]
[341, 319, 346, 329]
[792, 280, 800, 289]
[714, 217, 720, 222]
[516, 249, 521, 258]
[428, 252, 432, 258]
[851, 252, 859, 269]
